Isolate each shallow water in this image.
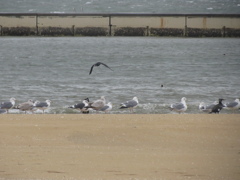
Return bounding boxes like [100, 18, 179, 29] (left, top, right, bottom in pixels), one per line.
[0, 37, 240, 114]
[1, 0, 239, 14]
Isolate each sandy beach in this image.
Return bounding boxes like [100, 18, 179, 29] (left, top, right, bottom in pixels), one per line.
[0, 114, 239, 180]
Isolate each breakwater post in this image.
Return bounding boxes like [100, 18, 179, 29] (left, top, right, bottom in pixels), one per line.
[0, 13, 239, 37]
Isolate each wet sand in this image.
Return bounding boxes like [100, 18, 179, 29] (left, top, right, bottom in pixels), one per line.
[0, 114, 240, 180]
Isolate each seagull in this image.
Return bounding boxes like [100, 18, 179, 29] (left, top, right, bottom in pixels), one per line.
[99, 102, 113, 113]
[224, 98, 240, 111]
[169, 97, 187, 114]
[209, 99, 225, 114]
[69, 98, 90, 114]
[16, 99, 34, 114]
[120, 97, 139, 113]
[89, 62, 113, 75]
[0, 109, 7, 114]
[34, 100, 51, 113]
[0, 97, 16, 113]
[86, 96, 106, 111]
[199, 101, 218, 113]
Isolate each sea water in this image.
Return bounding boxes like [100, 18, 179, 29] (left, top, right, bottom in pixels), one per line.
[0, 37, 239, 114]
[1, 0, 239, 14]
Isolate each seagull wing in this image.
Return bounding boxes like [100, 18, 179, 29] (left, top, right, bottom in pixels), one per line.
[100, 62, 113, 71]
[171, 103, 184, 110]
[89, 64, 95, 75]
[35, 102, 48, 108]
[0, 101, 12, 109]
[226, 101, 238, 108]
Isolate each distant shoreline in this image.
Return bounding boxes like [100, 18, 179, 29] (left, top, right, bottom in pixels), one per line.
[0, 13, 239, 37]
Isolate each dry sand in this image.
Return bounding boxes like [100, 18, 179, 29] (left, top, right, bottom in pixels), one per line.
[0, 114, 240, 180]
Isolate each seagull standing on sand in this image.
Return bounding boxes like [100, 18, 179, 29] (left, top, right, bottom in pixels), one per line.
[0, 97, 16, 113]
[89, 62, 113, 75]
[34, 100, 51, 113]
[69, 98, 90, 114]
[169, 97, 187, 114]
[209, 98, 225, 114]
[99, 102, 113, 113]
[199, 101, 218, 113]
[224, 98, 240, 111]
[86, 96, 106, 111]
[120, 97, 139, 113]
[16, 99, 34, 114]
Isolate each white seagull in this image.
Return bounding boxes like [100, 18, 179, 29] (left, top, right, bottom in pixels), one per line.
[69, 98, 90, 114]
[199, 101, 218, 113]
[0, 97, 16, 113]
[120, 97, 139, 113]
[224, 98, 240, 111]
[169, 97, 187, 114]
[99, 102, 113, 113]
[86, 96, 106, 111]
[34, 100, 51, 113]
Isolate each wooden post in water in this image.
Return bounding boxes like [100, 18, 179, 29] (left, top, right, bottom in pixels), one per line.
[72, 25, 75, 36]
[145, 26, 150, 36]
[222, 26, 226, 37]
[36, 14, 39, 36]
[0, 25, 2, 36]
[108, 16, 113, 36]
[184, 16, 188, 37]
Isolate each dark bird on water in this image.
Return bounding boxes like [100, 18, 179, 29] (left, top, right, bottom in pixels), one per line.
[89, 62, 113, 75]
[210, 98, 225, 114]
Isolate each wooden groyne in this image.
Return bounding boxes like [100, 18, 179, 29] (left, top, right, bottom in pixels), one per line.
[0, 13, 240, 37]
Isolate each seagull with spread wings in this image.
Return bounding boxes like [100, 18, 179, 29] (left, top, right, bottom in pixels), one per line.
[89, 62, 113, 75]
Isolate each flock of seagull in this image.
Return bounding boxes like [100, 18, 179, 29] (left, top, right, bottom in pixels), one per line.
[1, 62, 240, 114]
[0, 96, 139, 114]
[0, 98, 51, 114]
[0, 96, 240, 114]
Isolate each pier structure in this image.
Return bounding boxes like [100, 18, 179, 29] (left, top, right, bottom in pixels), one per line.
[0, 13, 239, 37]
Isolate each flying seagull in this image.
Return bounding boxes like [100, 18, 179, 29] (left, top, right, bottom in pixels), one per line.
[169, 97, 187, 114]
[0, 97, 16, 113]
[89, 62, 113, 75]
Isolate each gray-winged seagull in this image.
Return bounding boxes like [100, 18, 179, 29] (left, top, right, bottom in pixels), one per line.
[34, 100, 51, 113]
[0, 97, 16, 113]
[169, 97, 187, 114]
[224, 98, 240, 110]
[120, 97, 139, 113]
[69, 98, 90, 114]
[89, 62, 113, 75]
[99, 102, 112, 113]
